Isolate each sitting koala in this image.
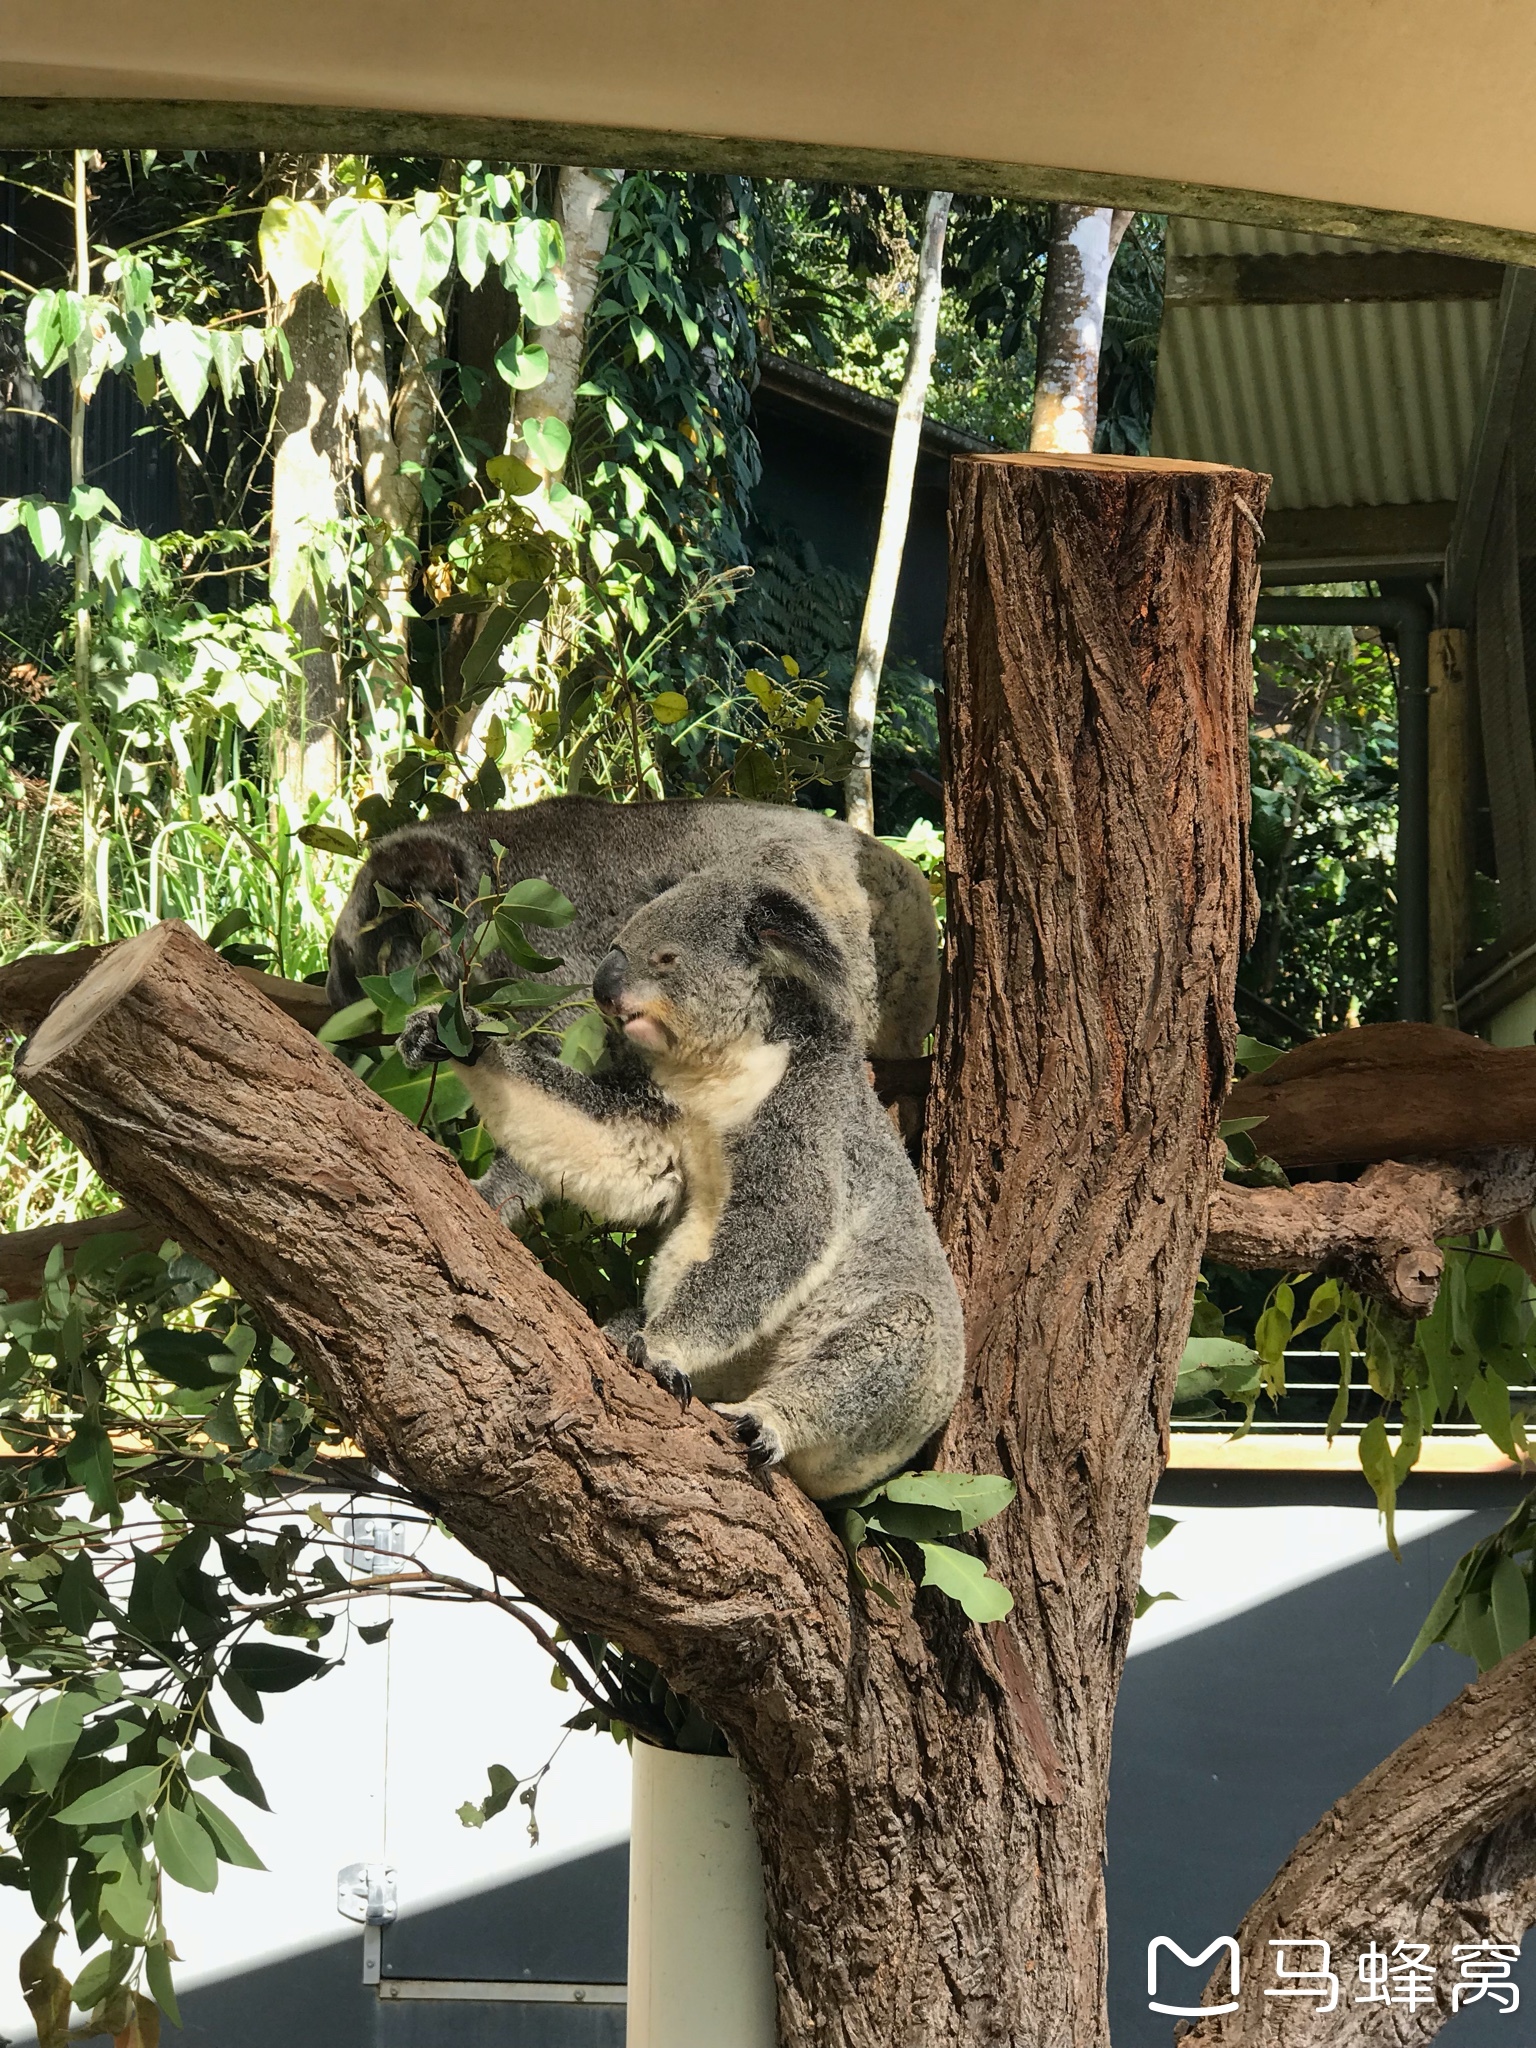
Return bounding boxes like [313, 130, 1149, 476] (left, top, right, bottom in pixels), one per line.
[399, 874, 964, 1500]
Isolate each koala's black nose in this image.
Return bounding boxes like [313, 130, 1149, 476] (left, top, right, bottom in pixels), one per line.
[593, 948, 628, 1009]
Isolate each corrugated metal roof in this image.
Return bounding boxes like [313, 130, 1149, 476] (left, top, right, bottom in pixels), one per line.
[1151, 219, 1498, 509]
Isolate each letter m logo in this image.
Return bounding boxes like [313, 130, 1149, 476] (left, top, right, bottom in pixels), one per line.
[1147, 1936, 1241, 2016]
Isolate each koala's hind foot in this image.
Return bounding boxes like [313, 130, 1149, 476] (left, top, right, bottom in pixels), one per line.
[713, 1403, 785, 1474]
[627, 1330, 692, 1409]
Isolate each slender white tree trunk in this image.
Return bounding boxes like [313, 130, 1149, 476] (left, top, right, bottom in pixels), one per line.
[1028, 204, 1134, 453]
[844, 189, 952, 837]
[510, 166, 621, 472]
[353, 302, 437, 680]
[268, 161, 352, 813]
[68, 149, 102, 941]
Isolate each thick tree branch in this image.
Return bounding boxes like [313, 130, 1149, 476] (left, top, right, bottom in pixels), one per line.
[1181, 1636, 1536, 2047]
[1208, 1151, 1536, 1314]
[12, 923, 846, 1695]
[0, 945, 332, 1040]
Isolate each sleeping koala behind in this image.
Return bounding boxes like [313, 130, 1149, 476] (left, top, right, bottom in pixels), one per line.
[398, 875, 964, 1501]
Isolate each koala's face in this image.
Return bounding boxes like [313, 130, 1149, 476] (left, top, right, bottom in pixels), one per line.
[594, 878, 848, 1065]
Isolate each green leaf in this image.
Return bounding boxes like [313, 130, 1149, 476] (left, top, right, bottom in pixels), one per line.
[560, 1010, 608, 1074]
[485, 452, 540, 496]
[156, 320, 215, 419]
[357, 1619, 392, 1645]
[321, 198, 390, 322]
[297, 823, 362, 859]
[0, 1710, 28, 1786]
[522, 415, 571, 473]
[1462, 1367, 1516, 1458]
[133, 1327, 231, 1389]
[1489, 1553, 1531, 1661]
[63, 1418, 117, 1517]
[317, 996, 381, 1046]
[71, 1946, 127, 2014]
[495, 335, 551, 391]
[1357, 1415, 1401, 1561]
[154, 1801, 219, 1892]
[144, 1941, 181, 2027]
[192, 1791, 266, 1869]
[879, 1471, 1015, 1532]
[1135, 1586, 1178, 1619]
[916, 1543, 1013, 1622]
[259, 196, 326, 299]
[56, 1765, 162, 1826]
[499, 878, 577, 928]
[25, 1693, 93, 1795]
[1233, 1034, 1286, 1073]
[652, 691, 689, 725]
[227, 1641, 329, 1692]
[457, 214, 493, 291]
[1397, 1553, 1473, 1679]
[459, 604, 520, 696]
[1146, 1513, 1178, 1550]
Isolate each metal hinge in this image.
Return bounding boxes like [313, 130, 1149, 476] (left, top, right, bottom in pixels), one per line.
[337, 1862, 398, 1927]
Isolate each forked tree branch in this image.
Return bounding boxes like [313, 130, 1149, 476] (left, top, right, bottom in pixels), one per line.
[1180, 1635, 1536, 2047]
[1207, 1151, 1536, 1314]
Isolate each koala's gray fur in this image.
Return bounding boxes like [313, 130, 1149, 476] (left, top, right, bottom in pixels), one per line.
[331, 796, 938, 1221]
[398, 873, 963, 1501]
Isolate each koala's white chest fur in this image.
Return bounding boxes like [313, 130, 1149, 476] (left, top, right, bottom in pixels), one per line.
[643, 1038, 789, 1318]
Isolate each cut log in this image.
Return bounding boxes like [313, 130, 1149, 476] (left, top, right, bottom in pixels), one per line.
[1225, 1020, 1536, 1166]
[1207, 1150, 1536, 1314]
[923, 448, 1265, 2040]
[0, 944, 333, 1040]
[0, 1209, 150, 1303]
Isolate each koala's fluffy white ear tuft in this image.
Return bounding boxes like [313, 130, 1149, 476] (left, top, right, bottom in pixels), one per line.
[744, 886, 846, 985]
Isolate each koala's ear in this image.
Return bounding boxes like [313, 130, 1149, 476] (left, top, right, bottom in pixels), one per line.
[744, 887, 844, 983]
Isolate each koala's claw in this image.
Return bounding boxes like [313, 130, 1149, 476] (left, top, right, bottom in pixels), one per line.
[723, 1407, 785, 1472]
[398, 1008, 452, 1070]
[626, 1330, 692, 1409]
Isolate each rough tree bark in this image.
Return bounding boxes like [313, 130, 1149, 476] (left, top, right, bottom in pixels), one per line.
[1181, 1634, 1536, 2048]
[921, 449, 1265, 2038]
[1207, 1151, 1536, 1315]
[844, 189, 952, 836]
[14, 450, 1267, 2046]
[1029, 206, 1135, 453]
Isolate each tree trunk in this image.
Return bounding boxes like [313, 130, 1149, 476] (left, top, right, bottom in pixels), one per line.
[269, 238, 352, 810]
[510, 165, 621, 473]
[1029, 207, 1135, 453]
[922, 449, 1266, 2039]
[844, 189, 952, 836]
[353, 297, 439, 745]
[14, 447, 1265, 2048]
[1181, 1634, 1536, 2047]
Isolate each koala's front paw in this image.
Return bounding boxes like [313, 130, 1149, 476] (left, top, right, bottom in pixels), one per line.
[398, 1007, 454, 1070]
[626, 1329, 692, 1409]
[714, 1403, 785, 1473]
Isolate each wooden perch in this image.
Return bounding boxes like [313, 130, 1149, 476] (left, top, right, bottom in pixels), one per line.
[1225, 1021, 1536, 1167]
[1207, 1151, 1536, 1314]
[0, 1210, 150, 1302]
[0, 942, 334, 1040]
[1181, 1633, 1536, 2048]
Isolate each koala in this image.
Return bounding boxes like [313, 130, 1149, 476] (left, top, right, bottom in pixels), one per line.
[398, 874, 964, 1501]
[331, 795, 939, 1221]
